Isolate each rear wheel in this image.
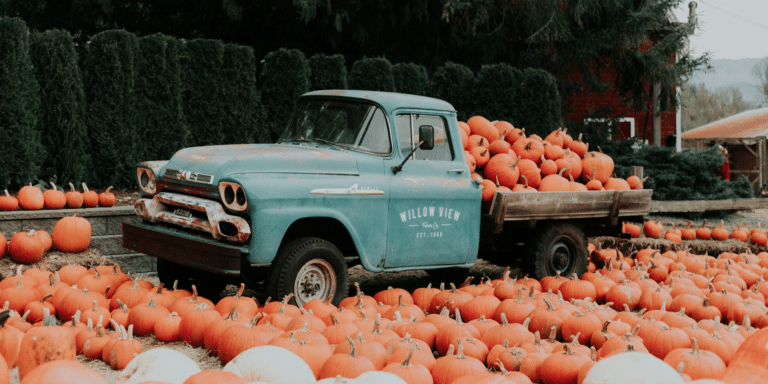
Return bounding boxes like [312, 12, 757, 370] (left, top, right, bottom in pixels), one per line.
[266, 237, 349, 307]
[525, 223, 588, 279]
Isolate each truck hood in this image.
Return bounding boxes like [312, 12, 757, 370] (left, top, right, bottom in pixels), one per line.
[164, 144, 360, 181]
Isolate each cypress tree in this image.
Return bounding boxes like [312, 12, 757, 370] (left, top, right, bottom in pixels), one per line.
[430, 61, 475, 122]
[259, 48, 309, 142]
[392, 62, 429, 96]
[180, 39, 225, 147]
[135, 33, 186, 161]
[472, 63, 523, 124]
[0, 17, 43, 189]
[308, 53, 347, 91]
[516, 68, 562, 136]
[348, 57, 395, 92]
[29, 29, 90, 186]
[221, 43, 259, 144]
[83, 29, 140, 188]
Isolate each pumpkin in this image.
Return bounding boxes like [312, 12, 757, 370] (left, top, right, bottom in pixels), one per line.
[270, 331, 333, 379]
[512, 137, 545, 164]
[465, 152, 476, 173]
[43, 182, 67, 209]
[643, 221, 664, 239]
[17, 183, 44, 210]
[458, 121, 471, 136]
[540, 344, 592, 384]
[81, 183, 99, 208]
[538, 168, 571, 192]
[98, 186, 116, 207]
[19, 360, 107, 384]
[0, 310, 19, 369]
[469, 146, 490, 168]
[467, 116, 500, 143]
[179, 303, 223, 347]
[488, 139, 513, 156]
[483, 154, 520, 189]
[8, 230, 44, 264]
[567, 133, 589, 158]
[431, 341, 488, 384]
[222, 345, 316, 384]
[696, 220, 712, 240]
[516, 158, 541, 189]
[480, 179, 497, 203]
[664, 337, 726, 381]
[626, 175, 647, 190]
[380, 347, 431, 384]
[17, 315, 77, 380]
[64, 183, 83, 208]
[52, 215, 91, 253]
[183, 370, 247, 384]
[118, 347, 201, 384]
[0, 233, 5, 259]
[0, 190, 18, 211]
[581, 151, 613, 184]
[109, 324, 143, 370]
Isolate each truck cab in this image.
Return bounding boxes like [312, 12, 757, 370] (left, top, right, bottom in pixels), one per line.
[123, 90, 482, 306]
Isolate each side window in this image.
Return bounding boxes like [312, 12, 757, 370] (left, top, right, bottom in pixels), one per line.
[395, 114, 453, 161]
[355, 107, 391, 155]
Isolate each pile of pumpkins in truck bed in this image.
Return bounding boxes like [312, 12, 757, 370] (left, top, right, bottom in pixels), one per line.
[460, 116, 642, 206]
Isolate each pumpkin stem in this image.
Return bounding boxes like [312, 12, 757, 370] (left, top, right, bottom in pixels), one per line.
[81, 182, 90, 193]
[345, 335, 357, 357]
[43, 315, 58, 326]
[234, 283, 245, 299]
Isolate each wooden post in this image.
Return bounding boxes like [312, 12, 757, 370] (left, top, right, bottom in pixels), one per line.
[630, 166, 644, 179]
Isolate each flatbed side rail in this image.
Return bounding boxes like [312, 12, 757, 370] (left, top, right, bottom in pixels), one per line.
[488, 190, 654, 234]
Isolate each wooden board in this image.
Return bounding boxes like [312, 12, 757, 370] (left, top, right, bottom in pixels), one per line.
[649, 198, 768, 213]
[489, 190, 653, 225]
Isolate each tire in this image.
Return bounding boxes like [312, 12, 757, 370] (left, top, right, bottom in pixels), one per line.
[524, 223, 588, 280]
[266, 237, 349, 307]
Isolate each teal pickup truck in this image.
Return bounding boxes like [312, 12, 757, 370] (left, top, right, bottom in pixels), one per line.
[122, 90, 652, 305]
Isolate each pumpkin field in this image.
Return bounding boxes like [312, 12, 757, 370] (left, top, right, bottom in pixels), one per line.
[2, 117, 768, 383]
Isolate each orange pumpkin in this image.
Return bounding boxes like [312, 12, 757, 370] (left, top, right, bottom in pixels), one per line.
[17, 316, 77, 380]
[0, 190, 18, 211]
[458, 121, 471, 136]
[566, 133, 589, 158]
[98, 187, 116, 207]
[81, 183, 99, 208]
[8, 230, 44, 264]
[538, 168, 571, 192]
[17, 184, 44, 210]
[483, 154, 520, 189]
[52, 215, 92, 253]
[36, 230, 53, 252]
[494, 121, 515, 137]
[581, 151, 613, 184]
[19, 359, 106, 384]
[64, 183, 83, 208]
[467, 116, 500, 143]
[42, 182, 66, 209]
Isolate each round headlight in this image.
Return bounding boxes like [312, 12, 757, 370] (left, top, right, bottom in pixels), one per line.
[137, 168, 157, 195]
[219, 182, 247, 211]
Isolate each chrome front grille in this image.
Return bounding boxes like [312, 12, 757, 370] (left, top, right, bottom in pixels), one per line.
[163, 168, 214, 185]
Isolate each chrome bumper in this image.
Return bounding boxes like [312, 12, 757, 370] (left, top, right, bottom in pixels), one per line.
[134, 192, 251, 243]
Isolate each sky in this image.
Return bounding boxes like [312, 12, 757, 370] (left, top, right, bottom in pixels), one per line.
[672, 0, 768, 60]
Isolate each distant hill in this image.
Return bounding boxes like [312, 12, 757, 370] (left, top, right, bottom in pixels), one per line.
[689, 57, 767, 107]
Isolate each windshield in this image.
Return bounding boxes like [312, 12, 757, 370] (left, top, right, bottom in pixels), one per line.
[278, 99, 392, 155]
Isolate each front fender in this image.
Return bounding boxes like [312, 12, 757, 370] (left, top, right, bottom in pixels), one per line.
[248, 206, 386, 272]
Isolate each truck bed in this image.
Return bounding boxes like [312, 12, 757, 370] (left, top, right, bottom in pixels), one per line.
[486, 189, 654, 233]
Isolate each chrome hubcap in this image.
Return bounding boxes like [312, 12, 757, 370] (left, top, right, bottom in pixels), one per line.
[294, 258, 336, 307]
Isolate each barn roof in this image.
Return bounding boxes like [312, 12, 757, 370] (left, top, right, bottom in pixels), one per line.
[681, 108, 768, 139]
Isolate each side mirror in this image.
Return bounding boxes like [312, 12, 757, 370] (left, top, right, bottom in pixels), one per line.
[418, 125, 435, 150]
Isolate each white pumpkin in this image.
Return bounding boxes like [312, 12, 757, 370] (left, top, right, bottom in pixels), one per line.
[119, 347, 201, 384]
[584, 352, 684, 384]
[223, 345, 316, 384]
[316, 376, 366, 384]
[356, 371, 408, 384]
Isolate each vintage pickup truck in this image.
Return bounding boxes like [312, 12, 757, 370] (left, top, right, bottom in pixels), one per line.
[122, 90, 652, 305]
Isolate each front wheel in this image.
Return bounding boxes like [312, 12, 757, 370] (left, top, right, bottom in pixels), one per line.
[524, 223, 588, 280]
[266, 237, 349, 307]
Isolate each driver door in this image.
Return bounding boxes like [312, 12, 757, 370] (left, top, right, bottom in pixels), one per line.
[384, 112, 479, 268]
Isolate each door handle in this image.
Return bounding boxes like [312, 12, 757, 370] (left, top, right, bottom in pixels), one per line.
[447, 169, 465, 174]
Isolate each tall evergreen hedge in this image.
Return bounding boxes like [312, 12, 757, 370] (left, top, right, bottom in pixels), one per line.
[430, 61, 475, 122]
[472, 63, 523, 125]
[135, 33, 186, 161]
[221, 43, 263, 144]
[0, 18, 43, 189]
[260, 48, 309, 142]
[348, 57, 396, 92]
[180, 39, 225, 147]
[516, 68, 562, 136]
[83, 30, 139, 188]
[29, 29, 90, 186]
[308, 53, 347, 91]
[392, 62, 429, 96]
